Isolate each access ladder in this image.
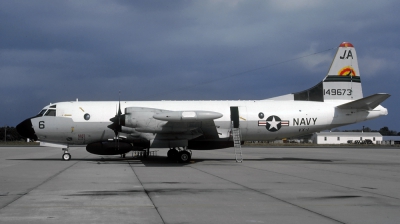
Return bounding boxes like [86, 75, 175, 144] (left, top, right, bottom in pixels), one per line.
[231, 124, 243, 163]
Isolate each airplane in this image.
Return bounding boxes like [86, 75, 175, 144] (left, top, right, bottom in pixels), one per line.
[16, 42, 390, 162]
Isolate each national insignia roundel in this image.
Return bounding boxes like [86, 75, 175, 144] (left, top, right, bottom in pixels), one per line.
[258, 115, 290, 132]
[265, 115, 282, 132]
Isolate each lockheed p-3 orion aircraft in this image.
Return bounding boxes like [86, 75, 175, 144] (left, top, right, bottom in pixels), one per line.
[17, 42, 390, 162]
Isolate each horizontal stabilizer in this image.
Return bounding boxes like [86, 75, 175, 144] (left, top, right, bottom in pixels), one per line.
[336, 93, 390, 110]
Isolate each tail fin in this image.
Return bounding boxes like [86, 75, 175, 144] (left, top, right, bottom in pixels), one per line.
[290, 42, 363, 102]
[323, 42, 363, 101]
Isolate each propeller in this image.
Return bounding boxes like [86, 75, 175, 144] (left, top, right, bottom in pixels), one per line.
[108, 101, 123, 137]
[107, 93, 126, 150]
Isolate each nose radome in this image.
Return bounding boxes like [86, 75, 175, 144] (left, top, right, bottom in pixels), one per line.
[16, 118, 38, 141]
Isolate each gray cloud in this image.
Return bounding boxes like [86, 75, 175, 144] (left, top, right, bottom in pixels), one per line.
[1, 0, 399, 131]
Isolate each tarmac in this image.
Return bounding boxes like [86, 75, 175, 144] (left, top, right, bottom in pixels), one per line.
[0, 145, 400, 224]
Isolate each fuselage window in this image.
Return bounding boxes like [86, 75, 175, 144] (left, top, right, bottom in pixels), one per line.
[45, 109, 56, 116]
[84, 113, 90, 120]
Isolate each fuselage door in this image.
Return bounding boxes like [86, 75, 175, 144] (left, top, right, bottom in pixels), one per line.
[230, 107, 239, 128]
[230, 106, 248, 137]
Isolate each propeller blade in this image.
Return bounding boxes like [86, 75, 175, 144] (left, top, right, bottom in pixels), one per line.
[108, 94, 124, 135]
[107, 93, 126, 152]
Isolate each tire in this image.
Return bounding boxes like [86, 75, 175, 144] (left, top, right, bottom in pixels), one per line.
[167, 148, 178, 160]
[62, 153, 71, 161]
[178, 151, 191, 163]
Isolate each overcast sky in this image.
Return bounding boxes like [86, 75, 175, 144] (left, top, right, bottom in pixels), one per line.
[1, 0, 399, 131]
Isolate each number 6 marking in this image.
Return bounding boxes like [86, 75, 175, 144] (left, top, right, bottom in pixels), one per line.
[39, 121, 45, 129]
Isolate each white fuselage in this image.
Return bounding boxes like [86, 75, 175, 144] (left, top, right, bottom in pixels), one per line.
[30, 100, 388, 147]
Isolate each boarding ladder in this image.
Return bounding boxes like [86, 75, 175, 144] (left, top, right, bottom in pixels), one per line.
[231, 121, 243, 163]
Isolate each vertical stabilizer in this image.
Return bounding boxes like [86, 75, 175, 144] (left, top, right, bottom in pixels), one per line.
[323, 42, 363, 101]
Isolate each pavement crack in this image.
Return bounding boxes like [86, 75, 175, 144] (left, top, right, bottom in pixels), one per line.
[190, 166, 346, 224]
[241, 163, 400, 201]
[0, 155, 87, 211]
[128, 161, 166, 224]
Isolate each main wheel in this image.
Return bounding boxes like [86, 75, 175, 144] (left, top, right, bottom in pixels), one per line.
[167, 148, 178, 160]
[178, 151, 191, 163]
[62, 153, 71, 161]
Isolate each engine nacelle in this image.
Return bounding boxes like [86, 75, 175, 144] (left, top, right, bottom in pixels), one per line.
[86, 142, 133, 155]
[124, 107, 167, 128]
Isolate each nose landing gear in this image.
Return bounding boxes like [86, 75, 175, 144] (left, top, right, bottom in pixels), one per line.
[62, 148, 71, 161]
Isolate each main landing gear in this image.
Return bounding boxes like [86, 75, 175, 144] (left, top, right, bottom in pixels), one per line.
[62, 148, 71, 161]
[167, 147, 192, 163]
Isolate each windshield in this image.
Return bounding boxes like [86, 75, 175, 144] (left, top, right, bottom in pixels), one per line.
[35, 104, 57, 117]
[45, 109, 56, 116]
[36, 109, 47, 117]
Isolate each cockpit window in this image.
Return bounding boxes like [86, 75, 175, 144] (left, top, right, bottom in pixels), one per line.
[45, 109, 56, 116]
[35, 105, 57, 117]
[37, 109, 47, 117]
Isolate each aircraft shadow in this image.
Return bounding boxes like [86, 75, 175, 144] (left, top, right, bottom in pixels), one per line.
[8, 156, 334, 167]
[139, 157, 334, 167]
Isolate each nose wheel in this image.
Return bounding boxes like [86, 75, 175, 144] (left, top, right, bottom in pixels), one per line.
[62, 153, 71, 161]
[62, 148, 71, 161]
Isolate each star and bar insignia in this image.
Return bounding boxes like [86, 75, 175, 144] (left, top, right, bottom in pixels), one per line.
[258, 115, 289, 132]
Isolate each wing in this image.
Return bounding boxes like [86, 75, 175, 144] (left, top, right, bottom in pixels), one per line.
[120, 107, 223, 141]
